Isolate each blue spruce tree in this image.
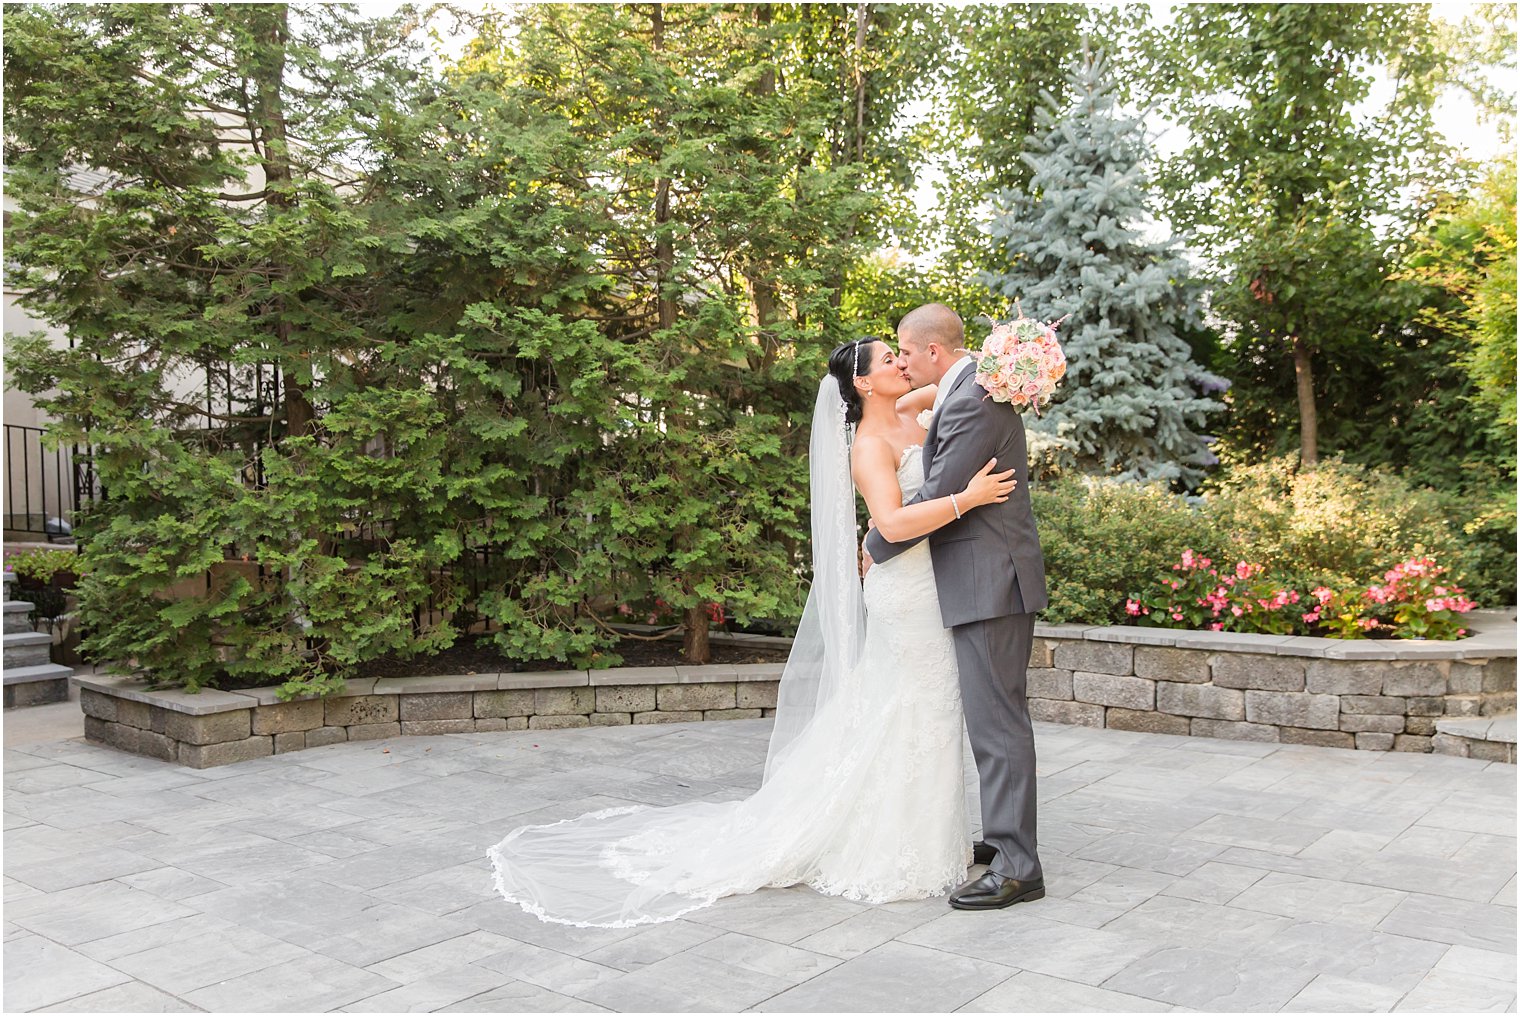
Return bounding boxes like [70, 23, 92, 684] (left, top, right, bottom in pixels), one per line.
[981, 50, 1227, 487]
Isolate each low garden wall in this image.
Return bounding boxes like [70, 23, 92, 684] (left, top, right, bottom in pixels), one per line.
[75, 618, 1516, 768]
[1026, 622, 1515, 762]
[76, 665, 782, 768]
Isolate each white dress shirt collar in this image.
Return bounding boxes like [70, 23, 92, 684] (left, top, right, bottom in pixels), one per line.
[933, 353, 975, 413]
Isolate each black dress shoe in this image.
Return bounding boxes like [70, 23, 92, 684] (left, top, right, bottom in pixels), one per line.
[948, 870, 1045, 910]
[972, 841, 996, 867]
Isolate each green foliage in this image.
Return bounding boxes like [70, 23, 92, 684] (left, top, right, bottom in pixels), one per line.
[1130, 555, 1307, 636]
[1397, 157, 1518, 458]
[1147, 4, 1454, 464]
[1032, 454, 1513, 626]
[917, 5, 1144, 325]
[981, 50, 1226, 487]
[3, 3, 883, 694]
[1029, 477, 1218, 624]
[5, 548, 82, 584]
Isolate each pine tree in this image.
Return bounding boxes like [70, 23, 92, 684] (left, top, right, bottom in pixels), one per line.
[981, 50, 1226, 488]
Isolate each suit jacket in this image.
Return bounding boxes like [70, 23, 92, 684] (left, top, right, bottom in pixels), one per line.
[863, 363, 1048, 627]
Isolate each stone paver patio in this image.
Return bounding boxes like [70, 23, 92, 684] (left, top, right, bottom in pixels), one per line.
[4, 695, 1516, 1013]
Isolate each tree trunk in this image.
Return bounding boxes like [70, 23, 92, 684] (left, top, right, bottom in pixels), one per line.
[253, 7, 317, 440]
[827, 2, 871, 311]
[1292, 335, 1318, 467]
[748, 3, 779, 370]
[651, 5, 676, 333]
[250, 5, 330, 656]
[682, 605, 712, 664]
[651, 3, 707, 663]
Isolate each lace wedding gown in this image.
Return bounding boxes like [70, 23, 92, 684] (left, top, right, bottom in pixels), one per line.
[488, 444, 970, 928]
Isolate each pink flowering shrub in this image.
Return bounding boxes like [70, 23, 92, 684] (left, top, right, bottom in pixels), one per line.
[1127, 549, 1304, 635]
[1325, 557, 1476, 640]
[1127, 551, 1477, 640]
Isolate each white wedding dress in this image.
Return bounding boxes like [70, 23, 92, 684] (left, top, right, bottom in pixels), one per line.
[487, 444, 971, 928]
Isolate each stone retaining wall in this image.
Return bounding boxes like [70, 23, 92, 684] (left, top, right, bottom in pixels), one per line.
[76, 666, 783, 768]
[75, 619, 1517, 768]
[1028, 628, 1515, 754]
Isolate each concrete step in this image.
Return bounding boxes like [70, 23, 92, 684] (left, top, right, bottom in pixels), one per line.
[1433, 712, 1516, 763]
[5, 602, 35, 634]
[4, 631, 53, 669]
[2, 662, 73, 709]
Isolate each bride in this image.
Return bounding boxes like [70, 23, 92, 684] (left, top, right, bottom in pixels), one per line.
[487, 337, 1017, 928]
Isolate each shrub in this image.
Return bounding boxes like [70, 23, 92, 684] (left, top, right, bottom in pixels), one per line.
[1128, 551, 1305, 635]
[1030, 476, 1219, 624]
[1034, 454, 1510, 627]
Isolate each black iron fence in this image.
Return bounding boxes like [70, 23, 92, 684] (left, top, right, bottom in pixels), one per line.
[3, 423, 102, 540]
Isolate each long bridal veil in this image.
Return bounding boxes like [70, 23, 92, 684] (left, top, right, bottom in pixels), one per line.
[487, 376, 869, 928]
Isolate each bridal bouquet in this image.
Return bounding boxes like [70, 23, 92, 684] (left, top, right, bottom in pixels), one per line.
[974, 312, 1067, 414]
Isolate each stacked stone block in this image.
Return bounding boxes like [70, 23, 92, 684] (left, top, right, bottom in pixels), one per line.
[3, 573, 73, 708]
[77, 665, 784, 768]
[72, 628, 1517, 769]
[1028, 635, 1516, 760]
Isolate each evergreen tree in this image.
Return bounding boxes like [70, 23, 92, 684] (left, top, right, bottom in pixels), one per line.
[981, 51, 1225, 487]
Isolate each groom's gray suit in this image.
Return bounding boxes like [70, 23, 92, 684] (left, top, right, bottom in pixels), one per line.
[864, 359, 1047, 882]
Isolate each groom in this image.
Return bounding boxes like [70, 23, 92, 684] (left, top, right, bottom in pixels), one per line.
[864, 302, 1049, 910]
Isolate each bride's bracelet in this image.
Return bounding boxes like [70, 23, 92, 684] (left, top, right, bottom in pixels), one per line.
[950, 493, 962, 519]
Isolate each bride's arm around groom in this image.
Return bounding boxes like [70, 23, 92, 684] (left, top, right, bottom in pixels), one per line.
[862, 302, 1049, 911]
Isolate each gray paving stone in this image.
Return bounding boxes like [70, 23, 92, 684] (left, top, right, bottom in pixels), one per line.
[685, 884, 867, 944]
[1378, 893, 1519, 952]
[580, 919, 725, 971]
[1229, 871, 1408, 926]
[293, 903, 481, 969]
[1070, 831, 1226, 876]
[1029, 894, 1134, 931]
[341, 964, 516, 1013]
[360, 930, 516, 984]
[687, 931, 841, 983]
[8, 697, 1515, 1014]
[3, 880, 199, 946]
[790, 907, 931, 960]
[903, 911, 1159, 986]
[76, 912, 245, 963]
[1101, 943, 1315, 1009]
[5, 845, 163, 893]
[958, 969, 1171, 1012]
[437, 979, 611, 1012]
[1158, 860, 1268, 904]
[1395, 967, 1517, 1012]
[448, 899, 642, 957]
[578, 949, 790, 1012]
[1103, 894, 1296, 951]
[1280, 973, 1405, 1012]
[35, 979, 201, 1012]
[1348, 850, 1515, 904]
[3, 932, 131, 1012]
[1070, 866, 1177, 908]
[751, 939, 1014, 1012]
[180, 950, 400, 1012]
[1251, 920, 1450, 992]
[103, 921, 312, 995]
[1187, 812, 1329, 853]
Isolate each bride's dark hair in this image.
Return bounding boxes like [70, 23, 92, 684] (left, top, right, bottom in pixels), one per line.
[827, 338, 880, 426]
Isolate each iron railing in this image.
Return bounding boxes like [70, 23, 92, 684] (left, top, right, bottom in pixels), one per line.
[3, 423, 102, 540]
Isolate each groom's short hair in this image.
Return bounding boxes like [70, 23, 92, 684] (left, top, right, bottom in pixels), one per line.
[898, 303, 965, 351]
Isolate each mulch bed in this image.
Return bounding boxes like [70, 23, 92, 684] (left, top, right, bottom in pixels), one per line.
[351, 634, 792, 680]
